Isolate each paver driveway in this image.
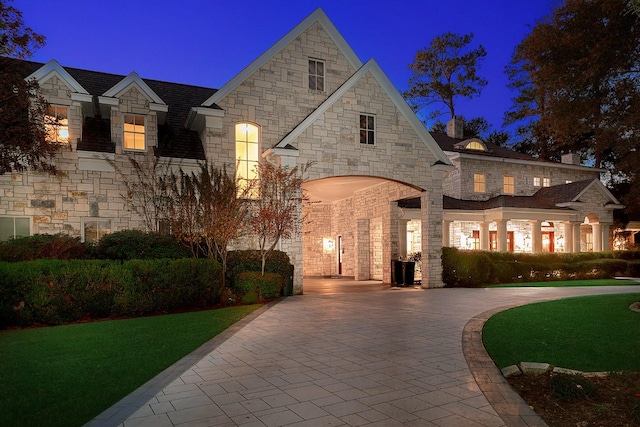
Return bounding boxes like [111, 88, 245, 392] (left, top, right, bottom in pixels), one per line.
[89, 279, 639, 427]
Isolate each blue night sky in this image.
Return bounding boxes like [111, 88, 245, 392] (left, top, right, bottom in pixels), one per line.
[16, 0, 555, 135]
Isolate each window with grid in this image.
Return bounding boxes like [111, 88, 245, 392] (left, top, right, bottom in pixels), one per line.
[473, 173, 486, 193]
[235, 123, 259, 197]
[543, 177, 551, 187]
[123, 115, 145, 150]
[45, 106, 69, 143]
[0, 216, 30, 241]
[308, 59, 325, 91]
[533, 177, 541, 187]
[503, 176, 515, 194]
[359, 114, 375, 145]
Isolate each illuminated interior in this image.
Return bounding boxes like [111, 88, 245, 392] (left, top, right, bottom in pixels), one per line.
[45, 106, 69, 143]
[123, 115, 145, 150]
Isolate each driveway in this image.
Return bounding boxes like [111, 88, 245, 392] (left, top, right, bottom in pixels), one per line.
[89, 280, 639, 427]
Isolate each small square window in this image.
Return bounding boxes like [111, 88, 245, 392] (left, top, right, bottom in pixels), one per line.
[543, 178, 551, 187]
[503, 176, 515, 194]
[533, 177, 541, 187]
[308, 59, 325, 91]
[474, 173, 486, 193]
[0, 216, 30, 241]
[123, 115, 145, 150]
[45, 106, 69, 143]
[359, 114, 375, 145]
[83, 219, 112, 243]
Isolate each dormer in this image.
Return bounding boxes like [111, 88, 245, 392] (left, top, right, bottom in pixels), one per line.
[454, 138, 489, 152]
[101, 72, 168, 153]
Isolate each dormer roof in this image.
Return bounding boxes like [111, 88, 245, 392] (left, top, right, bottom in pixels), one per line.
[26, 59, 92, 103]
[103, 71, 167, 111]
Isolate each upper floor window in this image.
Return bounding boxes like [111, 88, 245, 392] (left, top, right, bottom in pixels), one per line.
[543, 177, 551, 187]
[45, 106, 69, 143]
[123, 115, 145, 150]
[465, 141, 485, 150]
[235, 122, 259, 195]
[0, 216, 30, 241]
[308, 59, 325, 91]
[83, 218, 112, 243]
[473, 173, 486, 193]
[533, 177, 541, 187]
[359, 114, 375, 145]
[503, 176, 515, 194]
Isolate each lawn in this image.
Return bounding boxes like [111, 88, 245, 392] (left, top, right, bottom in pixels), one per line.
[483, 293, 640, 371]
[0, 305, 261, 427]
[487, 278, 639, 287]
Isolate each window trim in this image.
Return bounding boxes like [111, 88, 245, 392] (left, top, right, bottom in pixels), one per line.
[82, 218, 112, 243]
[359, 114, 376, 145]
[123, 114, 146, 151]
[0, 216, 31, 241]
[308, 58, 325, 92]
[45, 105, 69, 143]
[473, 173, 486, 193]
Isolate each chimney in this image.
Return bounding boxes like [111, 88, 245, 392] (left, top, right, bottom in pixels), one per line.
[561, 152, 581, 165]
[447, 116, 464, 139]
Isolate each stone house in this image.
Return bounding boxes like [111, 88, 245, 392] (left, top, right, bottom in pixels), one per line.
[1, 9, 623, 292]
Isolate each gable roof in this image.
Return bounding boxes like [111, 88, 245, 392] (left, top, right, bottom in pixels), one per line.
[534, 178, 622, 206]
[201, 8, 362, 107]
[26, 59, 89, 96]
[103, 72, 166, 106]
[274, 59, 452, 166]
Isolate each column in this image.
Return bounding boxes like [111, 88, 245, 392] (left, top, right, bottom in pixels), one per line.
[600, 223, 610, 251]
[531, 220, 542, 253]
[354, 219, 370, 280]
[497, 220, 507, 252]
[572, 222, 581, 253]
[398, 219, 409, 259]
[563, 222, 573, 253]
[592, 223, 601, 252]
[442, 220, 452, 247]
[480, 221, 490, 251]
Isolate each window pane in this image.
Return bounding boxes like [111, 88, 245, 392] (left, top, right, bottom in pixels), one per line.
[236, 141, 247, 160]
[317, 61, 324, 75]
[360, 115, 366, 129]
[84, 221, 98, 243]
[368, 130, 375, 144]
[98, 220, 112, 240]
[316, 76, 324, 91]
[124, 132, 134, 149]
[309, 76, 316, 90]
[0, 218, 13, 241]
[309, 60, 316, 74]
[247, 142, 259, 161]
[246, 124, 259, 143]
[368, 116, 375, 130]
[15, 217, 29, 238]
[360, 129, 366, 144]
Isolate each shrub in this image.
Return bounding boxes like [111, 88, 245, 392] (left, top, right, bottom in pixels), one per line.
[0, 258, 222, 327]
[235, 271, 283, 302]
[550, 373, 597, 401]
[94, 230, 190, 260]
[0, 234, 86, 262]
[226, 250, 292, 288]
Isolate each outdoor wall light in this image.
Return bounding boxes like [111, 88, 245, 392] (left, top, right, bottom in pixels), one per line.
[323, 238, 334, 252]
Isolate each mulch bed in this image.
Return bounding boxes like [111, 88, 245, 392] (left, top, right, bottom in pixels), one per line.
[508, 371, 640, 426]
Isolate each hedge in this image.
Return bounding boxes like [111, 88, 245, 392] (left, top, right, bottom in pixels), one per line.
[226, 250, 293, 290]
[0, 258, 222, 328]
[442, 247, 639, 287]
[0, 234, 87, 262]
[235, 271, 283, 303]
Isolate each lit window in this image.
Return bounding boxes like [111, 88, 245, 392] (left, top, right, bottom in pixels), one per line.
[0, 216, 30, 241]
[543, 178, 551, 187]
[45, 106, 69, 143]
[83, 219, 112, 243]
[533, 177, 541, 187]
[235, 122, 259, 195]
[123, 115, 145, 150]
[566, 180, 572, 184]
[359, 114, 375, 145]
[503, 176, 515, 194]
[308, 59, 325, 91]
[465, 141, 485, 150]
[473, 173, 485, 193]
[472, 230, 480, 250]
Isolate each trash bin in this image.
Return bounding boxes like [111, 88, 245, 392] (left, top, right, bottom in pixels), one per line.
[402, 261, 415, 286]
[391, 260, 404, 286]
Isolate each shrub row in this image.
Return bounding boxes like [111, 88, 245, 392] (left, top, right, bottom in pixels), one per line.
[442, 247, 640, 287]
[0, 258, 222, 327]
[226, 250, 293, 290]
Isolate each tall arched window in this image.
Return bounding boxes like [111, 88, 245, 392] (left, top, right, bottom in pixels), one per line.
[235, 122, 259, 193]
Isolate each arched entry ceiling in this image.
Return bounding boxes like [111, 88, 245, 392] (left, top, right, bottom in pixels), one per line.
[304, 176, 393, 203]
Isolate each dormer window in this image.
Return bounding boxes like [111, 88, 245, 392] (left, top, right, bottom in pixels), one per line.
[45, 106, 69, 143]
[123, 115, 145, 150]
[455, 138, 487, 151]
[308, 59, 325, 91]
[465, 141, 485, 150]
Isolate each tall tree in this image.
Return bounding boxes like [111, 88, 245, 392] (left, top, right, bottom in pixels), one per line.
[0, 0, 60, 174]
[405, 32, 487, 121]
[246, 162, 309, 276]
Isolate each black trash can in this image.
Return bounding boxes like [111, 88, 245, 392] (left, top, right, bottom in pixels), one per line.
[391, 260, 404, 286]
[402, 261, 415, 286]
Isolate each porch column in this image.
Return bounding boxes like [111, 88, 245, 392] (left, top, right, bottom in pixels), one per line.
[531, 220, 542, 253]
[497, 220, 507, 252]
[480, 221, 490, 251]
[600, 223, 611, 251]
[354, 219, 370, 280]
[572, 222, 581, 252]
[398, 219, 409, 259]
[443, 220, 451, 247]
[563, 222, 574, 253]
[592, 223, 602, 252]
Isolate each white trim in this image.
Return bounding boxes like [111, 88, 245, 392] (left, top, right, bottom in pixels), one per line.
[98, 96, 119, 106]
[25, 59, 89, 94]
[276, 59, 452, 165]
[572, 179, 622, 205]
[185, 107, 225, 130]
[444, 151, 606, 173]
[70, 93, 93, 103]
[201, 8, 362, 107]
[103, 72, 165, 105]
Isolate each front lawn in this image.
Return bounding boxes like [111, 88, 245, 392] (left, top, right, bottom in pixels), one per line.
[0, 305, 261, 427]
[482, 293, 640, 371]
[487, 278, 639, 288]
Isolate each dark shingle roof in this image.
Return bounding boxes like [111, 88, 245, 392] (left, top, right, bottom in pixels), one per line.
[431, 132, 541, 162]
[15, 59, 218, 160]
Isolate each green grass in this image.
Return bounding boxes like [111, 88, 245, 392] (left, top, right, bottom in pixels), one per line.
[0, 305, 261, 427]
[487, 278, 638, 288]
[483, 293, 640, 371]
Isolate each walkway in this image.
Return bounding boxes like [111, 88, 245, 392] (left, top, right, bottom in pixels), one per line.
[88, 279, 639, 427]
